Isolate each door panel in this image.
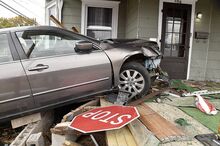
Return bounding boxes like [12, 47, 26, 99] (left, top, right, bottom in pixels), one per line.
[0, 62, 34, 118]
[22, 52, 112, 107]
[0, 33, 33, 119]
[160, 2, 192, 79]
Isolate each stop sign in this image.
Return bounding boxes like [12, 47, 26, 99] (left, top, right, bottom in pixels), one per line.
[69, 105, 139, 133]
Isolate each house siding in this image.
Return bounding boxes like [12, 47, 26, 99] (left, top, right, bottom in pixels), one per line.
[138, 0, 159, 40]
[206, 0, 220, 81]
[117, 0, 127, 38]
[125, 0, 138, 38]
[189, 0, 212, 80]
[189, 0, 220, 81]
[62, 0, 82, 32]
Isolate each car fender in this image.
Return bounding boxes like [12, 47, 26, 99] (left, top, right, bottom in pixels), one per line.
[104, 48, 144, 87]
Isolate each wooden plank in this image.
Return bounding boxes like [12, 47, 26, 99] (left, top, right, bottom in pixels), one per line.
[100, 98, 137, 146]
[114, 128, 129, 146]
[50, 15, 79, 33]
[106, 130, 118, 146]
[122, 127, 138, 146]
[128, 119, 160, 146]
[138, 103, 185, 143]
[50, 15, 65, 28]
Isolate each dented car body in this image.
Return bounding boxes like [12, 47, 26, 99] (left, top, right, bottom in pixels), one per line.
[0, 26, 161, 121]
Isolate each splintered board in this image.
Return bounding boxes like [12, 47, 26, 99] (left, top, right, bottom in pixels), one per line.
[100, 98, 137, 146]
[138, 103, 185, 143]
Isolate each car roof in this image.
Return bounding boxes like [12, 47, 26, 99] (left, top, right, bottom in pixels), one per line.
[0, 25, 65, 33]
[0, 25, 100, 44]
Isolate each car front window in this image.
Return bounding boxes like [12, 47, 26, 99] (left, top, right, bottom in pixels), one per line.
[16, 31, 82, 58]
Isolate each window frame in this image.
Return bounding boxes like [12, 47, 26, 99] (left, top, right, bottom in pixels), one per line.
[81, 0, 120, 39]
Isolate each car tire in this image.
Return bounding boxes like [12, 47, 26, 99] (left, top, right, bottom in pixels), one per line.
[119, 62, 151, 99]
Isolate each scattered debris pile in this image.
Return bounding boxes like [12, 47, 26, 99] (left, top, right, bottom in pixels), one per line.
[3, 80, 220, 146]
[50, 96, 188, 146]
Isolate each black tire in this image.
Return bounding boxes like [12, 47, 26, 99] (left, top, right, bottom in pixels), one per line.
[119, 62, 151, 99]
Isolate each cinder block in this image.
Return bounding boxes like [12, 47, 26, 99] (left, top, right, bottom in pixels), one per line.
[52, 133, 66, 146]
[10, 122, 39, 146]
[10, 110, 54, 146]
[26, 132, 44, 146]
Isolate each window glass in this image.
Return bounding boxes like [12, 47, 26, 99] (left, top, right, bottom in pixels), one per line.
[88, 7, 112, 27]
[87, 7, 113, 39]
[16, 31, 81, 58]
[0, 34, 13, 63]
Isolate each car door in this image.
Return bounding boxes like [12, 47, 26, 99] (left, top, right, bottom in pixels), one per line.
[0, 33, 34, 120]
[15, 29, 112, 107]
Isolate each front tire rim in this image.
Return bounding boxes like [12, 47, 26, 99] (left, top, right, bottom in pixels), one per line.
[119, 69, 145, 98]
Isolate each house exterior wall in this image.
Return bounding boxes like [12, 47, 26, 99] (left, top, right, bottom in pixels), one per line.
[62, 0, 82, 32]
[205, 0, 220, 81]
[117, 0, 127, 38]
[189, 0, 212, 80]
[124, 0, 138, 38]
[189, 0, 220, 81]
[138, 0, 159, 40]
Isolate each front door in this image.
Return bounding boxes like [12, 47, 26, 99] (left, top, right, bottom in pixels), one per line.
[160, 2, 192, 79]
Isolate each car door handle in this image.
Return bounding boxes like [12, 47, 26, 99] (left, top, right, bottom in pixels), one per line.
[28, 64, 49, 71]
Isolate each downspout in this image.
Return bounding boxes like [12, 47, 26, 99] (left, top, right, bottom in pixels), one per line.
[136, 0, 141, 38]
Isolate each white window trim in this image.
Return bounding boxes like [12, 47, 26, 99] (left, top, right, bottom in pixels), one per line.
[81, 0, 120, 38]
[45, 0, 63, 25]
[157, 0, 197, 79]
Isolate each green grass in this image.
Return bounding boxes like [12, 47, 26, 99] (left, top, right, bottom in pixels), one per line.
[179, 107, 220, 133]
[170, 80, 197, 92]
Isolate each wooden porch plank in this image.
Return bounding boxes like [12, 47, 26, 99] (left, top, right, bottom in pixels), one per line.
[122, 127, 138, 146]
[137, 103, 185, 142]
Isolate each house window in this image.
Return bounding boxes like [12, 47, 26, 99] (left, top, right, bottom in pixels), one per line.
[81, 0, 120, 40]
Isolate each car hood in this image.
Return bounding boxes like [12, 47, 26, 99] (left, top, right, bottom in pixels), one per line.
[100, 39, 162, 57]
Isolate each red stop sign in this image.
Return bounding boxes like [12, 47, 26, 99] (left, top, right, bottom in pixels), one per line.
[69, 105, 139, 133]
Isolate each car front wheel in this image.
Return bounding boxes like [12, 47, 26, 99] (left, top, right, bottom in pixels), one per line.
[118, 62, 151, 99]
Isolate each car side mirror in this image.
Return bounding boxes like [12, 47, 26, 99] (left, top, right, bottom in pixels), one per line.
[75, 41, 93, 53]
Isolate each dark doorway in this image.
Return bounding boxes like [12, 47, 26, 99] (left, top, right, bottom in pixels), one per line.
[160, 2, 192, 79]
